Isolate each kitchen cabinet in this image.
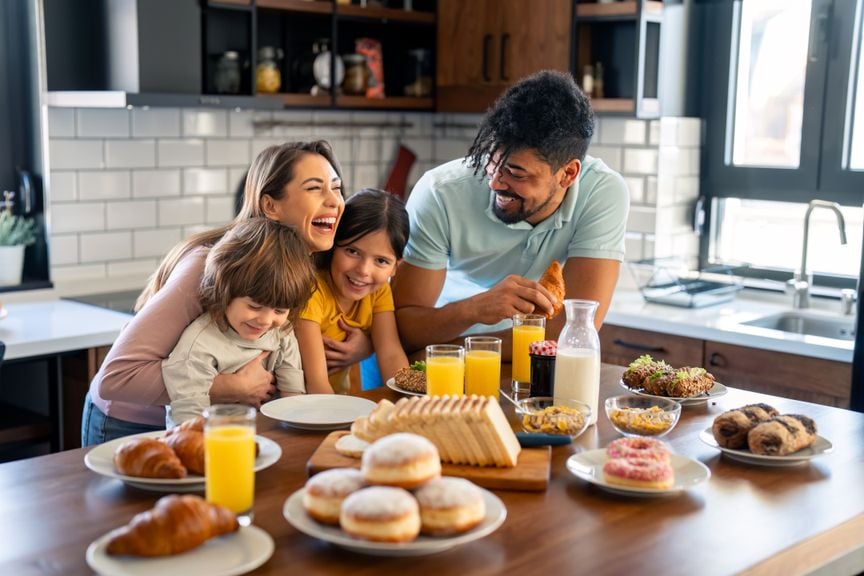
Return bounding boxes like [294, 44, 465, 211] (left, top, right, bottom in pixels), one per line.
[436, 0, 571, 113]
[599, 324, 852, 408]
[573, 0, 674, 117]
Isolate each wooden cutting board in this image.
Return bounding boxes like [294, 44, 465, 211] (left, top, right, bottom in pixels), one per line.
[307, 431, 551, 492]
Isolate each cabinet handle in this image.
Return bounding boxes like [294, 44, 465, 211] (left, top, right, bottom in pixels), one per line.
[708, 352, 726, 368]
[482, 34, 492, 82]
[612, 339, 666, 353]
[500, 33, 510, 81]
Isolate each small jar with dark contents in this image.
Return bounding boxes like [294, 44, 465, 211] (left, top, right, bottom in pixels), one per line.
[529, 340, 557, 397]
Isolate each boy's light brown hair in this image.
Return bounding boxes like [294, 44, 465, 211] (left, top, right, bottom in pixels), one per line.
[200, 218, 316, 333]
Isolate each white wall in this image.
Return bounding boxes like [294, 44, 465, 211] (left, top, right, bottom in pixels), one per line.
[44, 107, 701, 292]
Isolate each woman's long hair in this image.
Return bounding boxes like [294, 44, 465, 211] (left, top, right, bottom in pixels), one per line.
[134, 140, 341, 311]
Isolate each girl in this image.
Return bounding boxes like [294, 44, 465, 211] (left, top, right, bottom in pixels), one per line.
[297, 188, 410, 394]
[82, 141, 371, 446]
[162, 218, 316, 427]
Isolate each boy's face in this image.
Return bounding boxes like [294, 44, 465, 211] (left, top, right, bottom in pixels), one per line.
[226, 297, 289, 341]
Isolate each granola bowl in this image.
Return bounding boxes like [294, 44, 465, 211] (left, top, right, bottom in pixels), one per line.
[515, 397, 591, 439]
[605, 395, 681, 438]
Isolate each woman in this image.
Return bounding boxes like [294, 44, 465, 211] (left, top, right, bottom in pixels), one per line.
[81, 141, 366, 446]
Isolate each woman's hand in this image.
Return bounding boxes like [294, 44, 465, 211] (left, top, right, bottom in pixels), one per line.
[323, 319, 373, 374]
[211, 351, 276, 408]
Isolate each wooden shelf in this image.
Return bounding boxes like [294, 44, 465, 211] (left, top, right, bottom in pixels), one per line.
[336, 95, 434, 110]
[590, 98, 636, 113]
[576, 1, 663, 19]
[336, 5, 435, 24]
[207, 0, 253, 8]
[256, 0, 333, 15]
[274, 93, 334, 107]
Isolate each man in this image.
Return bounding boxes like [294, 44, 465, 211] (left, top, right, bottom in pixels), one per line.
[392, 70, 629, 358]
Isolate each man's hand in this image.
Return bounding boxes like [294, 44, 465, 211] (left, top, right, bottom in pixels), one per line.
[323, 319, 373, 374]
[469, 275, 557, 325]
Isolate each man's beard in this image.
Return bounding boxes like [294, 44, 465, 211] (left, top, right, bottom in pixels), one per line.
[491, 184, 559, 224]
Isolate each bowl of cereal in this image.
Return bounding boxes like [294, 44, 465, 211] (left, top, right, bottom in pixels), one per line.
[605, 395, 681, 438]
[515, 397, 591, 439]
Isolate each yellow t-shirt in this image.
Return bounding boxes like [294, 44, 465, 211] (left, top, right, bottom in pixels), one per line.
[300, 272, 395, 393]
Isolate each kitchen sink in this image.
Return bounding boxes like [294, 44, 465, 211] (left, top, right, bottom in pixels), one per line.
[741, 311, 856, 341]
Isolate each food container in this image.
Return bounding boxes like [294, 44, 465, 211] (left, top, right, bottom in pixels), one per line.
[528, 340, 557, 397]
[515, 397, 591, 439]
[604, 395, 681, 438]
[627, 257, 744, 309]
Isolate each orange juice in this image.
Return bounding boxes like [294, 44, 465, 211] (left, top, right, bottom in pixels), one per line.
[205, 425, 255, 514]
[426, 356, 465, 396]
[465, 350, 501, 397]
[512, 325, 545, 383]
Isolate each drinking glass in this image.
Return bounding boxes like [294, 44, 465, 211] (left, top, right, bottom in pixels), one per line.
[204, 404, 256, 526]
[512, 314, 546, 393]
[464, 336, 502, 397]
[425, 344, 465, 397]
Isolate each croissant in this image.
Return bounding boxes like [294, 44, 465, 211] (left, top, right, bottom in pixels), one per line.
[748, 414, 818, 456]
[165, 415, 205, 436]
[712, 403, 779, 449]
[114, 437, 187, 479]
[162, 430, 205, 475]
[538, 260, 565, 319]
[106, 495, 239, 556]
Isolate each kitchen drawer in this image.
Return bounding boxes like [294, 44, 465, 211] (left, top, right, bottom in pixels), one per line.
[704, 342, 851, 408]
[599, 325, 703, 369]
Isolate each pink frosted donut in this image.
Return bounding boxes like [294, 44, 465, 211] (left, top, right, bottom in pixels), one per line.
[603, 457, 674, 490]
[606, 437, 670, 463]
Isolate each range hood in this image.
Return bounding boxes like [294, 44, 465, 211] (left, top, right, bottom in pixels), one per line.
[43, 0, 280, 110]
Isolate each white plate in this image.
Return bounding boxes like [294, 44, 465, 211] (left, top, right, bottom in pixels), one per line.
[385, 377, 425, 397]
[566, 449, 711, 497]
[84, 431, 281, 492]
[698, 427, 834, 467]
[619, 379, 728, 406]
[282, 486, 506, 556]
[260, 394, 377, 430]
[86, 524, 274, 576]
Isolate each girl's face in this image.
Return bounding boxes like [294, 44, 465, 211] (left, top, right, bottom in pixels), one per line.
[262, 153, 344, 252]
[225, 297, 290, 341]
[329, 230, 398, 308]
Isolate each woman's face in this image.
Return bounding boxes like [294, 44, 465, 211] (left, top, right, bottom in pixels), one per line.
[262, 153, 344, 252]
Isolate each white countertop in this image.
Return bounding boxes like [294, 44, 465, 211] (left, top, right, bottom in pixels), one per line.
[606, 288, 854, 363]
[0, 300, 132, 361]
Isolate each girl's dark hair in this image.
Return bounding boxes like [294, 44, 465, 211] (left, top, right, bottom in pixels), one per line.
[466, 70, 594, 175]
[200, 218, 316, 333]
[316, 188, 410, 271]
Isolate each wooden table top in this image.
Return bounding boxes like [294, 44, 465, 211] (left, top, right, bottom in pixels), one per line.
[2, 364, 863, 576]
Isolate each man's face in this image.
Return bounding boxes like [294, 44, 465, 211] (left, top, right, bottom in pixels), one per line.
[485, 148, 570, 225]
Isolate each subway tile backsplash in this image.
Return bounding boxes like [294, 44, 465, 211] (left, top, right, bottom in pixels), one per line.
[46, 108, 702, 288]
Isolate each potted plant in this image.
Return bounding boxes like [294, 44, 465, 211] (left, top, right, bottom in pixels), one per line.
[0, 209, 37, 286]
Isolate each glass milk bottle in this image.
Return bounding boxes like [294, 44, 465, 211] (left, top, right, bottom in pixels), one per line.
[553, 300, 601, 425]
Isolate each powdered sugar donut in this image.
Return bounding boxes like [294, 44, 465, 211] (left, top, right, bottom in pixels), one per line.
[339, 486, 421, 543]
[606, 437, 671, 463]
[603, 457, 674, 490]
[361, 433, 441, 489]
[414, 477, 486, 536]
[303, 468, 365, 525]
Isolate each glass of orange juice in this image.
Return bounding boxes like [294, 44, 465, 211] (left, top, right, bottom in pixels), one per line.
[464, 336, 502, 398]
[425, 344, 465, 397]
[204, 404, 256, 526]
[512, 314, 546, 394]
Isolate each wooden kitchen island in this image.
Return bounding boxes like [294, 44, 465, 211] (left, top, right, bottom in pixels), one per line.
[1, 364, 863, 575]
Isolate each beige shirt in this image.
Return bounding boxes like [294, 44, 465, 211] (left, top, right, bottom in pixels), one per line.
[163, 313, 304, 427]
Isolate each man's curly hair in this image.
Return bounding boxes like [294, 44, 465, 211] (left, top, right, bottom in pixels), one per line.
[467, 70, 594, 175]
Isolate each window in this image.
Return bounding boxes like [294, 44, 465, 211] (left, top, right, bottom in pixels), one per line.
[702, 0, 864, 287]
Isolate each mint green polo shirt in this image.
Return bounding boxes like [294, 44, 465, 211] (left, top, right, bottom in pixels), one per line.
[403, 155, 629, 335]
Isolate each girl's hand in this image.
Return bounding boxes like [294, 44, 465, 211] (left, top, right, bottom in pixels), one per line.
[211, 351, 276, 407]
[323, 319, 373, 374]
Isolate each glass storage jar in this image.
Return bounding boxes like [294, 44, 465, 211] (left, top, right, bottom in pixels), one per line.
[215, 51, 241, 94]
[342, 53, 369, 95]
[404, 48, 432, 97]
[256, 46, 283, 94]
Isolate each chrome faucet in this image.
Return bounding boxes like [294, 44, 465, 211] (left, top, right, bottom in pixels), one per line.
[788, 200, 848, 309]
